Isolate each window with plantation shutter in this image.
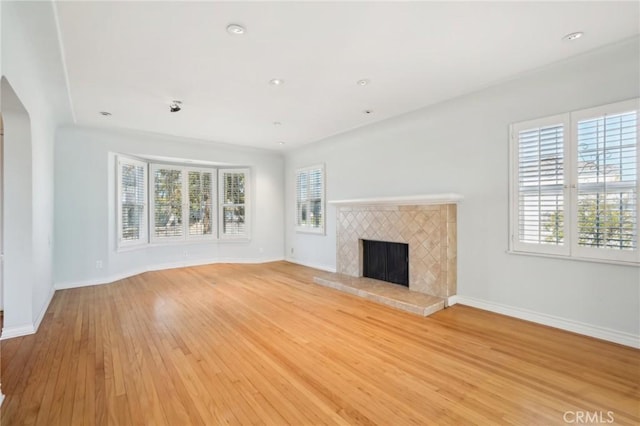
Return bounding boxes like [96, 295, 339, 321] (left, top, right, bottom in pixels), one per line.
[296, 165, 325, 234]
[152, 166, 183, 240]
[219, 168, 250, 239]
[512, 116, 569, 255]
[188, 170, 215, 237]
[150, 164, 216, 242]
[510, 99, 639, 264]
[116, 158, 250, 246]
[573, 104, 638, 262]
[117, 156, 148, 247]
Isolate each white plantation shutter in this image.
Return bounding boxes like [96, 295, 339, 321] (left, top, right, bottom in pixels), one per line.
[296, 165, 325, 234]
[512, 116, 570, 255]
[572, 102, 639, 262]
[151, 165, 184, 240]
[510, 99, 639, 263]
[117, 156, 147, 247]
[188, 170, 215, 237]
[219, 168, 250, 239]
[150, 165, 217, 242]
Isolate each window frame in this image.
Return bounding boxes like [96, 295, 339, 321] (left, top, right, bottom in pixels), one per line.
[116, 155, 251, 249]
[509, 99, 640, 265]
[509, 114, 571, 256]
[570, 100, 639, 263]
[116, 155, 148, 249]
[295, 164, 326, 235]
[218, 168, 250, 240]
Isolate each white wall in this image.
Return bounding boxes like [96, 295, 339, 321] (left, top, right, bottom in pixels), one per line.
[54, 126, 284, 287]
[285, 38, 640, 345]
[1, 1, 72, 338]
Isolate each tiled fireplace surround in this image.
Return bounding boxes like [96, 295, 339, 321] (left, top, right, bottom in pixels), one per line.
[335, 200, 458, 300]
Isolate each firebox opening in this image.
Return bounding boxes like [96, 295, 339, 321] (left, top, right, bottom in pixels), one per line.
[362, 239, 409, 287]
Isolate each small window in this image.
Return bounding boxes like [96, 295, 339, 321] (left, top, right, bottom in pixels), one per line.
[219, 168, 250, 239]
[510, 99, 639, 264]
[296, 164, 325, 234]
[117, 156, 148, 248]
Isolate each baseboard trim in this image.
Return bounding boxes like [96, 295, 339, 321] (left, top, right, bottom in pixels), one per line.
[446, 295, 459, 307]
[285, 258, 337, 273]
[456, 296, 640, 349]
[54, 257, 286, 290]
[1, 324, 36, 340]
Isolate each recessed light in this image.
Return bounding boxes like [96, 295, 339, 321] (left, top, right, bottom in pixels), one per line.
[269, 78, 284, 86]
[363, 109, 373, 114]
[273, 121, 282, 126]
[357, 79, 370, 86]
[99, 111, 112, 116]
[226, 24, 245, 35]
[562, 31, 583, 41]
[278, 141, 285, 145]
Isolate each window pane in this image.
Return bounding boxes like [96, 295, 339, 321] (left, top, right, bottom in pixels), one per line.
[577, 111, 637, 250]
[577, 112, 637, 184]
[517, 125, 564, 245]
[296, 166, 323, 230]
[224, 173, 245, 204]
[189, 171, 213, 236]
[519, 192, 564, 245]
[122, 205, 144, 240]
[223, 206, 245, 235]
[154, 168, 182, 238]
[219, 169, 249, 238]
[120, 162, 145, 242]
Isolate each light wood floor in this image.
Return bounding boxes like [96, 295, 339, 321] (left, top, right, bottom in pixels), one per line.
[2, 262, 638, 425]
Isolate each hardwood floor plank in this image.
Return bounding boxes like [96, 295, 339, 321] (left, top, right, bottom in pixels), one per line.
[2, 262, 639, 425]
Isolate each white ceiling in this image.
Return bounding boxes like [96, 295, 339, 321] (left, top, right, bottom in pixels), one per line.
[54, 1, 640, 150]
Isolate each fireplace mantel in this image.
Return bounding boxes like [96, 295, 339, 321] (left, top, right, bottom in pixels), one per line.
[328, 193, 463, 206]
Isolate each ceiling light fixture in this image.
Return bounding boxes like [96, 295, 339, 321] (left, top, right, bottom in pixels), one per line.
[562, 31, 584, 41]
[357, 79, 370, 86]
[226, 24, 245, 35]
[273, 121, 282, 126]
[170, 100, 182, 113]
[278, 141, 285, 145]
[269, 78, 284, 86]
[99, 111, 112, 116]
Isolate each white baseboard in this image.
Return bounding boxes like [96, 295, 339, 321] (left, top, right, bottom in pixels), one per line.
[456, 296, 640, 349]
[1, 284, 57, 341]
[285, 257, 337, 273]
[446, 295, 459, 307]
[54, 257, 286, 290]
[1, 324, 36, 340]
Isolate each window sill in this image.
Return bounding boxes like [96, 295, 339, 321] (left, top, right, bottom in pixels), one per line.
[507, 249, 640, 267]
[117, 237, 251, 253]
[296, 228, 326, 236]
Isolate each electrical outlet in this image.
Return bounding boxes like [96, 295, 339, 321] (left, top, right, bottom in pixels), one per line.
[96, 260, 103, 269]
[183, 250, 189, 257]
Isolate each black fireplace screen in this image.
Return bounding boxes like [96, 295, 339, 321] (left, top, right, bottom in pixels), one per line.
[362, 240, 409, 287]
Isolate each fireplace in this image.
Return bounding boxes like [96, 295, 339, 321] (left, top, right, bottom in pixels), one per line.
[331, 195, 460, 300]
[362, 240, 409, 286]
